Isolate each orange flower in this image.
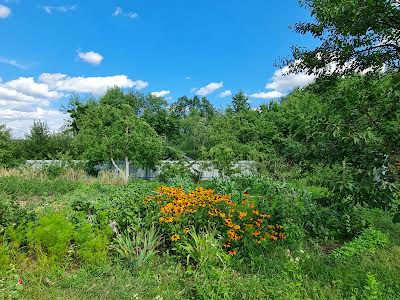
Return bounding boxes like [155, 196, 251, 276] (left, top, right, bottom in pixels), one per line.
[229, 249, 237, 256]
[171, 234, 180, 241]
[183, 228, 190, 233]
[223, 241, 231, 248]
[243, 191, 249, 197]
[238, 211, 247, 219]
[252, 231, 261, 236]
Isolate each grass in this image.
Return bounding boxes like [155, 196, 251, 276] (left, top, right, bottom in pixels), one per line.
[1, 171, 400, 299]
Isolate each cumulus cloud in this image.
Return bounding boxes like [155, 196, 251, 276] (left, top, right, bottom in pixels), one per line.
[42, 5, 77, 14]
[249, 91, 284, 99]
[112, 6, 138, 19]
[39, 73, 148, 94]
[0, 57, 27, 69]
[218, 90, 232, 98]
[194, 82, 223, 96]
[78, 51, 104, 65]
[0, 108, 68, 138]
[266, 65, 316, 93]
[0, 5, 11, 18]
[0, 73, 149, 137]
[151, 90, 170, 98]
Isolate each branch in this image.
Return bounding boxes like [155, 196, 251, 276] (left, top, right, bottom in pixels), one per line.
[111, 157, 122, 174]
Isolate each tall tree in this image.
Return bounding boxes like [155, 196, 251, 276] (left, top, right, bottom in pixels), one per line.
[231, 92, 250, 113]
[290, 0, 400, 75]
[24, 120, 51, 160]
[76, 89, 164, 181]
[0, 125, 13, 167]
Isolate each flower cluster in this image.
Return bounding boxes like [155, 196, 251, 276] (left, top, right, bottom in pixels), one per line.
[145, 186, 285, 255]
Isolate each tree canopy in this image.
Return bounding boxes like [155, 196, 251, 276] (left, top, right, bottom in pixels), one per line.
[290, 0, 400, 75]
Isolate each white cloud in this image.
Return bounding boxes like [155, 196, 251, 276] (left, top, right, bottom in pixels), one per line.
[0, 73, 149, 137]
[218, 90, 232, 98]
[78, 51, 104, 65]
[151, 90, 170, 98]
[112, 6, 138, 19]
[42, 5, 77, 14]
[113, 6, 123, 16]
[39, 73, 148, 95]
[185, 76, 192, 80]
[0, 108, 68, 138]
[0, 5, 11, 18]
[194, 82, 223, 96]
[249, 91, 284, 99]
[0, 57, 27, 69]
[265, 65, 316, 93]
[4, 77, 61, 100]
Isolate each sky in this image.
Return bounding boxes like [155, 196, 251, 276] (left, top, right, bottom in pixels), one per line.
[0, 0, 318, 137]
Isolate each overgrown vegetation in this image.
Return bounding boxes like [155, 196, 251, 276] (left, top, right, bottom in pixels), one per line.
[1, 0, 399, 298]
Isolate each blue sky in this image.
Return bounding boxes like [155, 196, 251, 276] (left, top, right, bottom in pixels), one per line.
[0, 0, 317, 137]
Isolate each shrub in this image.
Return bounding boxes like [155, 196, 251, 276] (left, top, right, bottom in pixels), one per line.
[145, 186, 285, 256]
[0, 196, 27, 231]
[73, 222, 111, 265]
[26, 214, 74, 261]
[157, 161, 198, 184]
[70, 182, 157, 232]
[332, 228, 389, 259]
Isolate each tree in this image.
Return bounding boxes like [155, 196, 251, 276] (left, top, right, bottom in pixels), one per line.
[290, 0, 400, 75]
[24, 120, 51, 160]
[0, 125, 13, 167]
[231, 92, 250, 113]
[76, 89, 164, 182]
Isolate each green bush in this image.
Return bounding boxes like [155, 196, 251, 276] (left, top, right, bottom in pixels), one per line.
[73, 222, 111, 265]
[333, 228, 389, 259]
[70, 182, 158, 232]
[26, 214, 74, 261]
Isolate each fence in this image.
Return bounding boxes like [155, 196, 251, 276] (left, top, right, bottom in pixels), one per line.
[25, 160, 256, 180]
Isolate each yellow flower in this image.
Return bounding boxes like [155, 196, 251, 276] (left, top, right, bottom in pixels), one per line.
[171, 234, 180, 241]
[159, 217, 165, 223]
[229, 249, 237, 256]
[238, 211, 247, 219]
[183, 228, 190, 233]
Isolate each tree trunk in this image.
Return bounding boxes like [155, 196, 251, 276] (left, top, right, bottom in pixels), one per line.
[111, 158, 122, 175]
[125, 155, 130, 182]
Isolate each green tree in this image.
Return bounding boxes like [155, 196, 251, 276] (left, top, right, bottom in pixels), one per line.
[76, 89, 164, 181]
[0, 125, 13, 167]
[231, 91, 250, 113]
[24, 120, 51, 160]
[290, 0, 400, 75]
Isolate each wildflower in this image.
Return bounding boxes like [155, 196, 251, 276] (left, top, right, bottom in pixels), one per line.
[252, 209, 259, 215]
[252, 231, 261, 236]
[243, 191, 249, 197]
[183, 228, 190, 233]
[171, 234, 180, 241]
[159, 217, 165, 223]
[238, 211, 247, 219]
[165, 217, 174, 223]
[229, 249, 237, 256]
[17, 278, 23, 285]
[223, 241, 231, 248]
[233, 224, 241, 230]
